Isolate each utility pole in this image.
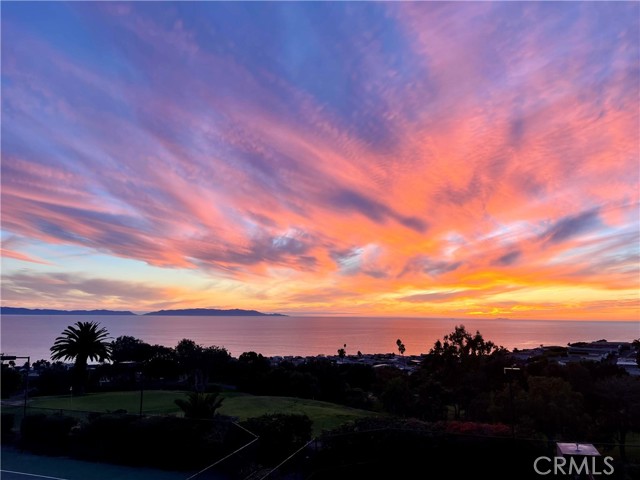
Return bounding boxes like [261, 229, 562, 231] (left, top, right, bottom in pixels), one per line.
[1, 355, 31, 418]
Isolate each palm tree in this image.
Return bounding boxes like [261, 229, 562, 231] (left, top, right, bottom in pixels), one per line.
[337, 343, 347, 359]
[50, 321, 111, 394]
[175, 391, 224, 419]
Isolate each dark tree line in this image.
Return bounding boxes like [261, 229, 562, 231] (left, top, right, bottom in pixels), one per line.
[4, 321, 638, 463]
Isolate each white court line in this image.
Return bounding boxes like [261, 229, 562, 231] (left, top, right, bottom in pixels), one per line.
[0, 470, 70, 480]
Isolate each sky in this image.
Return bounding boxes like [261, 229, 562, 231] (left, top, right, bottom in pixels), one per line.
[1, 2, 639, 320]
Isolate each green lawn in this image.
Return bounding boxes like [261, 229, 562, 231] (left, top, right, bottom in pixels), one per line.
[28, 390, 377, 436]
[217, 395, 377, 435]
[29, 390, 187, 415]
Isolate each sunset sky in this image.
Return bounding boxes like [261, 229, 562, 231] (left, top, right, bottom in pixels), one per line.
[2, 2, 638, 320]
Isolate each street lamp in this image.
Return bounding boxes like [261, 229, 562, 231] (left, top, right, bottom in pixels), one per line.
[1, 354, 31, 417]
[504, 367, 521, 439]
[136, 360, 147, 416]
[138, 368, 144, 416]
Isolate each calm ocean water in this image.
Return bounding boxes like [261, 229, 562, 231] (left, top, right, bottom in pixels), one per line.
[1, 315, 638, 362]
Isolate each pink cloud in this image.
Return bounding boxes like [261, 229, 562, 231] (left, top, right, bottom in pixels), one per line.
[2, 3, 637, 317]
[1, 249, 52, 266]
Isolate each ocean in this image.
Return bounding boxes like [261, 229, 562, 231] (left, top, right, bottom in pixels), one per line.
[1, 315, 638, 363]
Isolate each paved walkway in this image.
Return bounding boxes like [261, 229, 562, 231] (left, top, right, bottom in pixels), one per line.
[1, 446, 188, 480]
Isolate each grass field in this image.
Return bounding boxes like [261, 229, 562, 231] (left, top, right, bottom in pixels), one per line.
[217, 395, 377, 435]
[27, 390, 377, 436]
[29, 390, 187, 415]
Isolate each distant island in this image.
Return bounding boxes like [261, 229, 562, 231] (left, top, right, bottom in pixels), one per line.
[144, 308, 286, 317]
[1, 306, 286, 317]
[0, 307, 135, 316]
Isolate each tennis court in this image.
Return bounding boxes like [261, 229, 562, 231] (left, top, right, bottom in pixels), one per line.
[1, 446, 188, 480]
[1, 472, 71, 480]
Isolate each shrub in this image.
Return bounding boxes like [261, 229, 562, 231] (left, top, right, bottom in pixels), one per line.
[316, 418, 547, 480]
[20, 414, 77, 453]
[74, 413, 138, 462]
[75, 413, 232, 470]
[242, 413, 312, 465]
[1, 366, 22, 398]
[174, 391, 224, 419]
[1, 413, 16, 441]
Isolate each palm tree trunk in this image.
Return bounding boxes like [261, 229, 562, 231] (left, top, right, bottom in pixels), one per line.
[73, 356, 88, 395]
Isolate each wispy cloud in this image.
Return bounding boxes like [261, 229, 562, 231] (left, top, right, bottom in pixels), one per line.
[1, 2, 638, 318]
[399, 291, 465, 303]
[1, 249, 51, 266]
[1, 272, 175, 310]
[542, 209, 601, 245]
[493, 250, 522, 267]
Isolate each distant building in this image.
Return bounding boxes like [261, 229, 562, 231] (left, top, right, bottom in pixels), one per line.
[567, 341, 628, 356]
[563, 341, 631, 366]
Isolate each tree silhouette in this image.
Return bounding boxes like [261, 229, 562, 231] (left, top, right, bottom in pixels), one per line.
[396, 339, 406, 356]
[425, 325, 505, 419]
[381, 376, 412, 415]
[175, 338, 205, 390]
[110, 335, 152, 363]
[429, 324, 502, 359]
[522, 376, 588, 441]
[337, 344, 347, 359]
[175, 391, 224, 419]
[50, 321, 111, 394]
[593, 376, 640, 463]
